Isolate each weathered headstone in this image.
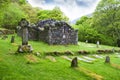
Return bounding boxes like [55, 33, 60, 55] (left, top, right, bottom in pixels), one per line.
[17, 18, 33, 53]
[105, 56, 110, 63]
[11, 36, 15, 43]
[71, 57, 78, 67]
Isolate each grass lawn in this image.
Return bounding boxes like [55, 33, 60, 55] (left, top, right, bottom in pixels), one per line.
[4, 34, 119, 52]
[0, 34, 120, 80]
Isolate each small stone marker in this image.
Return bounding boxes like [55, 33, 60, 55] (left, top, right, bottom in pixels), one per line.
[105, 56, 110, 63]
[11, 36, 15, 43]
[112, 48, 115, 53]
[96, 41, 99, 48]
[85, 40, 88, 43]
[71, 57, 78, 67]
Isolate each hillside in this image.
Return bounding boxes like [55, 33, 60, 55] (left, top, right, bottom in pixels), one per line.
[0, 34, 120, 80]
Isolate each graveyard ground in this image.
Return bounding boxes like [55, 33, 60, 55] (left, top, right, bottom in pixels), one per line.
[0, 34, 120, 80]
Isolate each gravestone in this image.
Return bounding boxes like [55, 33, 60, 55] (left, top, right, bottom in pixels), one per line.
[71, 57, 78, 67]
[17, 18, 33, 53]
[85, 40, 88, 43]
[117, 39, 120, 47]
[11, 36, 15, 43]
[105, 56, 110, 63]
[96, 41, 99, 48]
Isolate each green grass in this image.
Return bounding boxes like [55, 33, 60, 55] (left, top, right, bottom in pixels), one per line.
[0, 34, 120, 80]
[4, 34, 118, 53]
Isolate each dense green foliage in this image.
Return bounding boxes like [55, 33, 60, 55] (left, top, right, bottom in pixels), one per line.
[74, 16, 114, 45]
[75, 0, 120, 46]
[0, 1, 68, 29]
[0, 0, 27, 29]
[37, 7, 69, 21]
[75, 16, 102, 44]
[92, 0, 120, 45]
[21, 4, 39, 23]
[0, 3, 26, 29]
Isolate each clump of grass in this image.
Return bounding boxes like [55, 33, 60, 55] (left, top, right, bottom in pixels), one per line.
[111, 63, 120, 69]
[45, 56, 56, 62]
[76, 67, 103, 80]
[24, 54, 40, 64]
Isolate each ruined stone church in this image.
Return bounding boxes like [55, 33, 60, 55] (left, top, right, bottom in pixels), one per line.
[17, 19, 78, 45]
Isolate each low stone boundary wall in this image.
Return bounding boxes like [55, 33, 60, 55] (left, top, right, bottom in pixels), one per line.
[0, 29, 15, 35]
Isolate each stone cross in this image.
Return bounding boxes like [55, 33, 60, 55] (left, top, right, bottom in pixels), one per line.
[19, 18, 29, 45]
[105, 56, 110, 63]
[71, 57, 78, 67]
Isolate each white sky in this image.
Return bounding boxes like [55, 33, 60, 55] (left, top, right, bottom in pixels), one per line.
[27, 0, 101, 21]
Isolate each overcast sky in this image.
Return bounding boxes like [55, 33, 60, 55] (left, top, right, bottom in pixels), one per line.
[27, 0, 101, 21]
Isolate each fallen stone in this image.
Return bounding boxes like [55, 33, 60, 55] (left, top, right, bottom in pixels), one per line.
[83, 56, 96, 61]
[92, 55, 103, 59]
[64, 51, 74, 55]
[61, 56, 72, 61]
[77, 57, 93, 63]
[115, 55, 120, 58]
[17, 44, 33, 53]
[46, 56, 56, 62]
[35, 52, 41, 56]
[25, 54, 39, 64]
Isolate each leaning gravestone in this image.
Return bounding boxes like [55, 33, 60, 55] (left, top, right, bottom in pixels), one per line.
[17, 18, 33, 53]
[71, 57, 78, 67]
[105, 56, 110, 63]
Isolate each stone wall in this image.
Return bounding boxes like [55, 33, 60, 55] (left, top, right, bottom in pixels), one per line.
[48, 26, 78, 45]
[0, 29, 14, 35]
[28, 27, 38, 40]
[17, 19, 78, 45]
[38, 27, 49, 43]
[17, 26, 38, 41]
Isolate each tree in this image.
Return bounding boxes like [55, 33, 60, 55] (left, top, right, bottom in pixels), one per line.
[92, 0, 120, 45]
[37, 7, 69, 21]
[21, 4, 39, 23]
[1, 3, 26, 29]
